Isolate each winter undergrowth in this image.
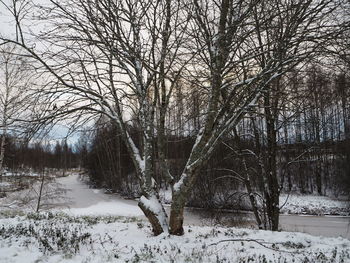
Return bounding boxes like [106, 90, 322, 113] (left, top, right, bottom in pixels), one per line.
[0, 211, 349, 263]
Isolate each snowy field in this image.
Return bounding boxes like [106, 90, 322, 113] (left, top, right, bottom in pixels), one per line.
[0, 173, 350, 262]
[0, 211, 349, 263]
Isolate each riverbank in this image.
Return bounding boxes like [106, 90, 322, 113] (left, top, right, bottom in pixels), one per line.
[159, 189, 350, 216]
[1, 173, 349, 239]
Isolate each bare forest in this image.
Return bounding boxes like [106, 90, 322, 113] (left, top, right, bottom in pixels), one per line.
[0, 0, 349, 243]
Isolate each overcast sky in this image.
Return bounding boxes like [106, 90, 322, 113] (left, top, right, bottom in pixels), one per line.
[0, 1, 16, 38]
[0, 1, 81, 144]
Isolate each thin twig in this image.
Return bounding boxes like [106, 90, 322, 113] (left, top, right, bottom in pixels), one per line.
[209, 238, 298, 254]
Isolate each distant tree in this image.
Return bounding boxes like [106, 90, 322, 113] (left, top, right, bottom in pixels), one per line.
[0, 43, 41, 194]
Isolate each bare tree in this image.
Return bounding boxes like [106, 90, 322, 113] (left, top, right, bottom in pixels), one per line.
[168, 0, 346, 234]
[0, 0, 189, 235]
[234, 0, 345, 230]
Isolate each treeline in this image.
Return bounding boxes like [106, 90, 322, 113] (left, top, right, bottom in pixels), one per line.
[83, 66, 350, 205]
[3, 137, 78, 172]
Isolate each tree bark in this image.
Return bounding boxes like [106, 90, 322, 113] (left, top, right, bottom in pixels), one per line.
[264, 83, 280, 231]
[169, 190, 187, 235]
[138, 192, 169, 235]
[169, 165, 201, 235]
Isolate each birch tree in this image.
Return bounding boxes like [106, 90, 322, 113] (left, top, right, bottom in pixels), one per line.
[239, 0, 342, 230]
[1, 0, 189, 235]
[168, 0, 346, 234]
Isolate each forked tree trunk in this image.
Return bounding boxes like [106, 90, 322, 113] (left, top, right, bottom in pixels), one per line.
[138, 132, 170, 235]
[138, 192, 169, 235]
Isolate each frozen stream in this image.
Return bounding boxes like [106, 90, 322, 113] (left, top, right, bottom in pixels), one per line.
[57, 173, 350, 239]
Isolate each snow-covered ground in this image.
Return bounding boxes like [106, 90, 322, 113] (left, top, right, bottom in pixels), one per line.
[1, 173, 350, 262]
[0, 211, 349, 263]
[2, 172, 348, 217]
[160, 189, 350, 216]
[56, 174, 350, 239]
[1, 169, 41, 177]
[2, 173, 349, 238]
[280, 194, 349, 216]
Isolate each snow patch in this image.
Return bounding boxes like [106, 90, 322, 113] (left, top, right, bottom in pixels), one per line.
[63, 201, 144, 217]
[139, 195, 163, 214]
[280, 194, 350, 216]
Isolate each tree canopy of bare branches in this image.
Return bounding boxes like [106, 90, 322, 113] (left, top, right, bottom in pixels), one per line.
[0, 0, 348, 235]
